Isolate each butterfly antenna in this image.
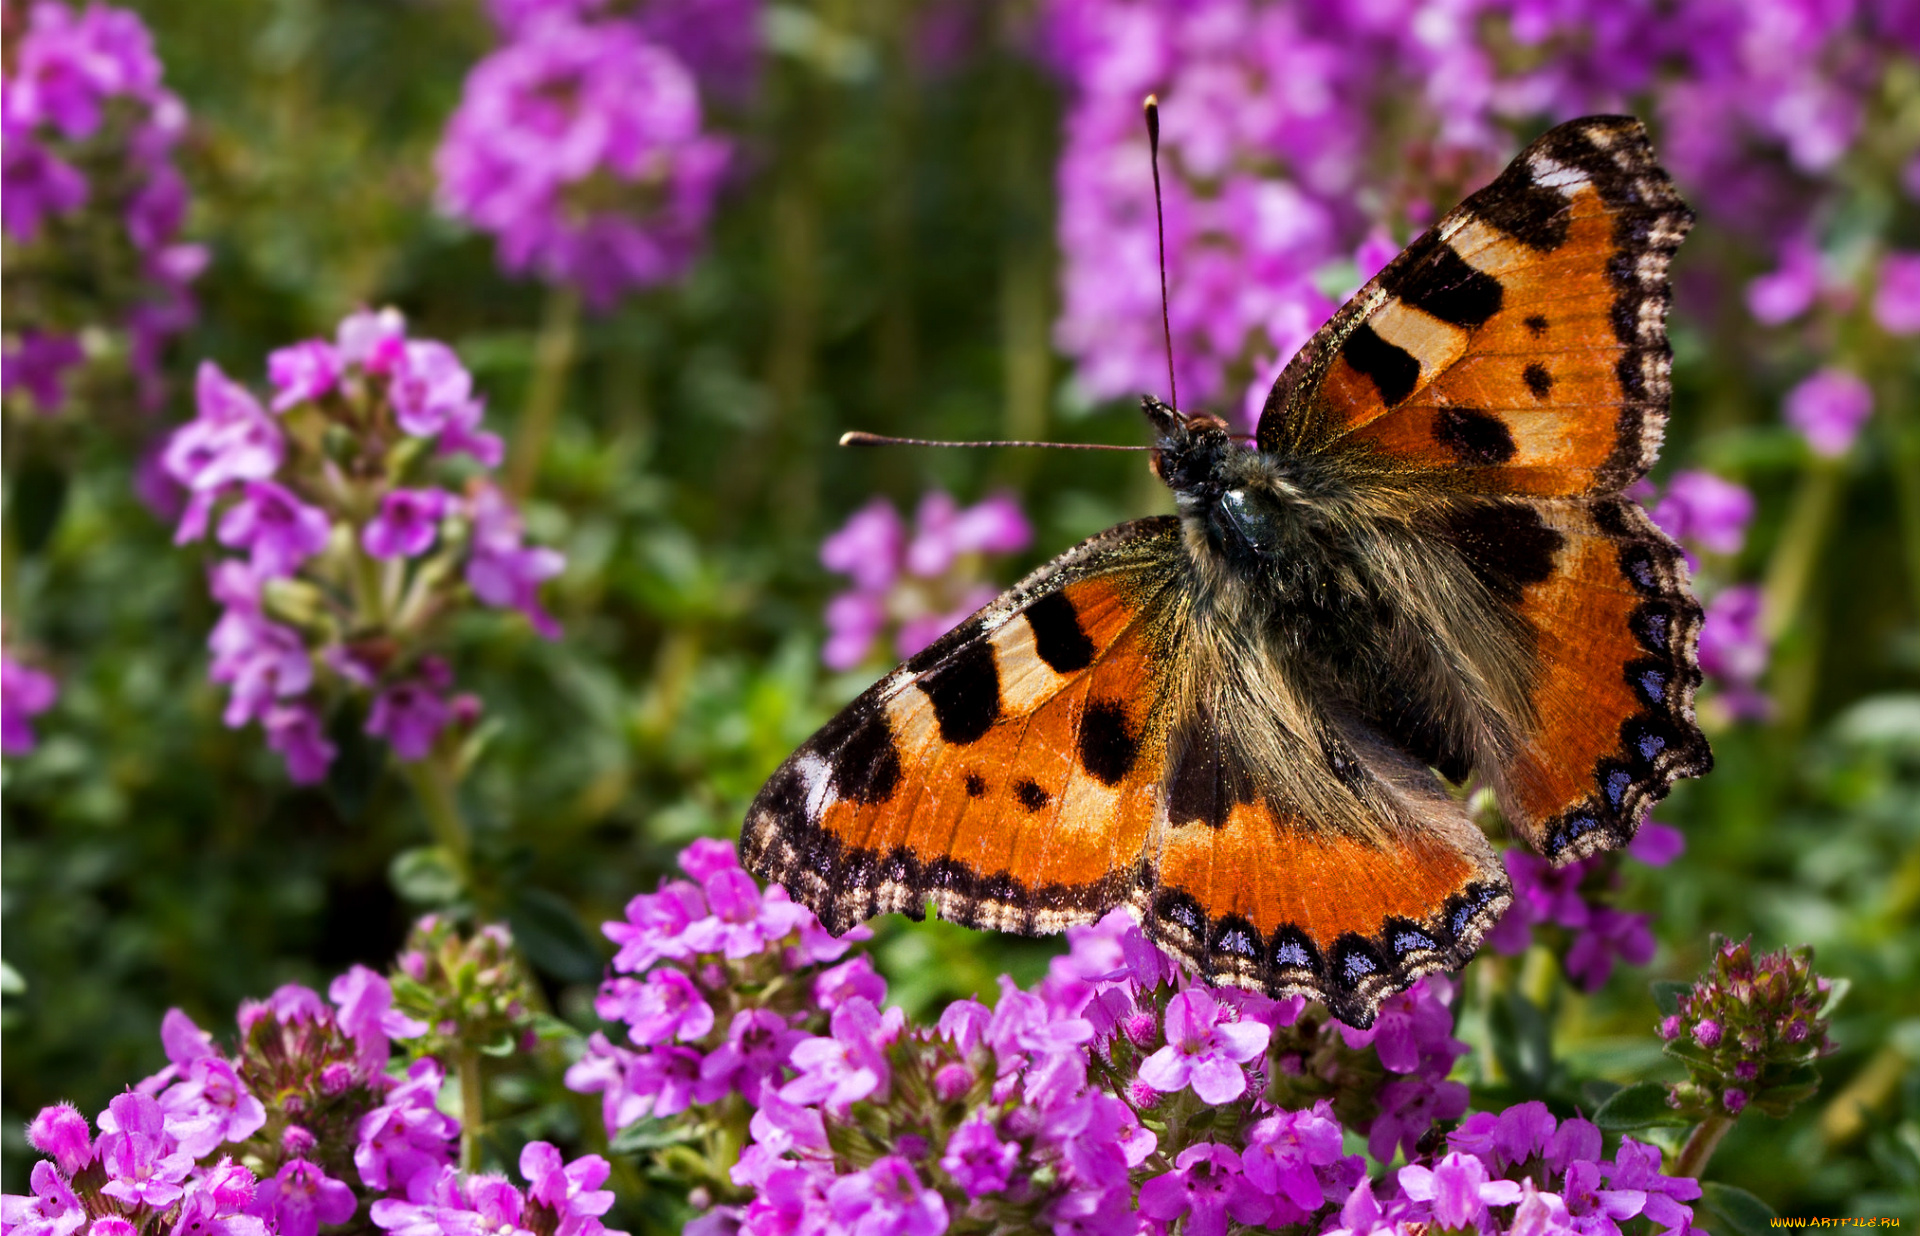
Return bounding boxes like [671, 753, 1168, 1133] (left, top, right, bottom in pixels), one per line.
[838, 432, 1147, 452]
[1145, 94, 1177, 413]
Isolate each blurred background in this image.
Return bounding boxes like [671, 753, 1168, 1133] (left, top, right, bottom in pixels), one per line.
[4, 0, 1919, 1219]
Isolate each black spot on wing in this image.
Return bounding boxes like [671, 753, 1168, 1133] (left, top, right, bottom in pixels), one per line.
[1268, 926, 1323, 977]
[1468, 161, 1572, 251]
[1523, 363, 1554, 399]
[1014, 779, 1051, 812]
[1390, 236, 1504, 328]
[964, 772, 987, 798]
[1078, 698, 1140, 786]
[1209, 915, 1263, 965]
[1524, 314, 1549, 337]
[1167, 711, 1253, 829]
[1023, 590, 1096, 673]
[1341, 322, 1421, 406]
[1434, 501, 1566, 604]
[828, 711, 902, 805]
[918, 639, 1001, 744]
[1433, 408, 1517, 466]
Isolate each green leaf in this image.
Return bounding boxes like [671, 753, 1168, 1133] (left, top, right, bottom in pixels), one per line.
[609, 1118, 701, 1155]
[1489, 990, 1554, 1095]
[390, 847, 464, 906]
[506, 887, 604, 984]
[1581, 1079, 1625, 1110]
[1700, 1182, 1777, 1236]
[1651, 980, 1692, 1017]
[1593, 1081, 1692, 1130]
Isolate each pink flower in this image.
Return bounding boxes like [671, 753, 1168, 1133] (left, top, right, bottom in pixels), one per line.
[780, 997, 903, 1117]
[1, 1162, 87, 1236]
[263, 703, 336, 785]
[1629, 820, 1685, 866]
[824, 1157, 948, 1236]
[617, 968, 715, 1046]
[218, 481, 332, 578]
[1874, 251, 1920, 334]
[266, 340, 340, 412]
[1138, 987, 1269, 1104]
[1746, 238, 1822, 324]
[1784, 368, 1873, 457]
[96, 1092, 195, 1208]
[329, 964, 427, 1078]
[248, 1161, 355, 1236]
[1241, 1100, 1347, 1214]
[465, 485, 565, 638]
[813, 956, 887, 1011]
[904, 491, 1033, 577]
[697, 1009, 802, 1098]
[354, 1059, 459, 1194]
[1398, 1152, 1523, 1229]
[2, 654, 59, 756]
[1650, 470, 1754, 557]
[366, 676, 454, 762]
[159, 1056, 268, 1157]
[1, 331, 86, 411]
[25, 1105, 93, 1177]
[362, 488, 452, 560]
[820, 498, 905, 593]
[940, 1115, 1020, 1199]
[1138, 1144, 1270, 1236]
[519, 1143, 614, 1236]
[389, 341, 479, 440]
[1565, 907, 1657, 991]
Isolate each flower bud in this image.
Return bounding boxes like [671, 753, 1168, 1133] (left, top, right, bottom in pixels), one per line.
[282, 1125, 318, 1155]
[1735, 1060, 1759, 1081]
[1658, 1015, 1683, 1041]
[932, 1063, 974, 1103]
[1125, 1079, 1161, 1110]
[1723, 1087, 1749, 1113]
[1122, 1011, 1158, 1047]
[1692, 1018, 1722, 1048]
[319, 1062, 354, 1094]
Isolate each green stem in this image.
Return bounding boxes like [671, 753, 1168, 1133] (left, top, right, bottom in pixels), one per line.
[456, 1044, 484, 1172]
[1674, 1113, 1735, 1179]
[402, 750, 470, 885]
[507, 283, 581, 500]
[1761, 456, 1844, 644]
[1882, 380, 1920, 626]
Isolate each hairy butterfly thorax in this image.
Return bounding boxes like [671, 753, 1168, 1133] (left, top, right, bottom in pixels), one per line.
[745, 114, 1710, 1027]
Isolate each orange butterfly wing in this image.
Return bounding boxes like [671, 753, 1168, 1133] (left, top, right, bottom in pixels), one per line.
[744, 520, 1512, 1026]
[1258, 115, 1708, 857]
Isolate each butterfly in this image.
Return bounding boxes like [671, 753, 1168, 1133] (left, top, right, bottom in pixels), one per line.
[741, 115, 1710, 1028]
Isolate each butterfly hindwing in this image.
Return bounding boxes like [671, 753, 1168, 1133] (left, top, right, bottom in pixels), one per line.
[742, 518, 1188, 938]
[1258, 115, 1692, 499]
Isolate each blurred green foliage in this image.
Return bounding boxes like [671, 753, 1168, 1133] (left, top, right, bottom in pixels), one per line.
[4, 0, 1920, 1221]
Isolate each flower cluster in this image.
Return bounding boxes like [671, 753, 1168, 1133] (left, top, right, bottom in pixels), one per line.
[157, 308, 565, 783]
[2, 646, 59, 755]
[485, 0, 762, 105]
[1, 0, 203, 414]
[818, 491, 1033, 670]
[1659, 937, 1836, 1119]
[1488, 820, 1684, 991]
[368, 1143, 622, 1236]
[1040, 0, 1918, 430]
[388, 917, 541, 1062]
[573, 840, 1710, 1236]
[1, 968, 441, 1236]
[436, 7, 731, 309]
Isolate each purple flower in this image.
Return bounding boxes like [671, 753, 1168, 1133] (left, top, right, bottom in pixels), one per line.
[1785, 368, 1873, 457]
[0, 140, 90, 242]
[821, 498, 905, 593]
[903, 491, 1033, 578]
[1700, 583, 1771, 719]
[699, 1009, 802, 1098]
[337, 308, 407, 369]
[435, 19, 730, 308]
[248, 1161, 355, 1236]
[616, 967, 714, 1046]
[363, 488, 453, 560]
[1651, 470, 1755, 557]
[1607, 1138, 1702, 1234]
[629, 1044, 712, 1118]
[266, 341, 340, 412]
[1875, 251, 1920, 334]
[263, 703, 336, 785]
[389, 342, 480, 441]
[814, 956, 887, 1011]
[2, 332, 86, 412]
[824, 1157, 948, 1236]
[25, 1105, 93, 1177]
[1241, 1100, 1346, 1214]
[780, 997, 903, 1117]
[1629, 819, 1685, 866]
[164, 364, 286, 528]
[1139, 1144, 1269, 1236]
[2, 654, 59, 756]
[680, 865, 810, 959]
[1399, 1152, 1524, 1230]
[940, 1115, 1020, 1199]
[1138, 987, 1270, 1104]
[329, 964, 427, 1077]
[519, 1142, 615, 1236]
[465, 484, 566, 638]
[355, 1059, 459, 1195]
[1, 1162, 86, 1236]
[564, 1034, 653, 1136]
[1746, 238, 1822, 324]
[218, 481, 333, 578]
[366, 668, 455, 762]
[158, 1056, 268, 1158]
[604, 880, 706, 972]
[1566, 907, 1657, 991]
[96, 1092, 195, 1208]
